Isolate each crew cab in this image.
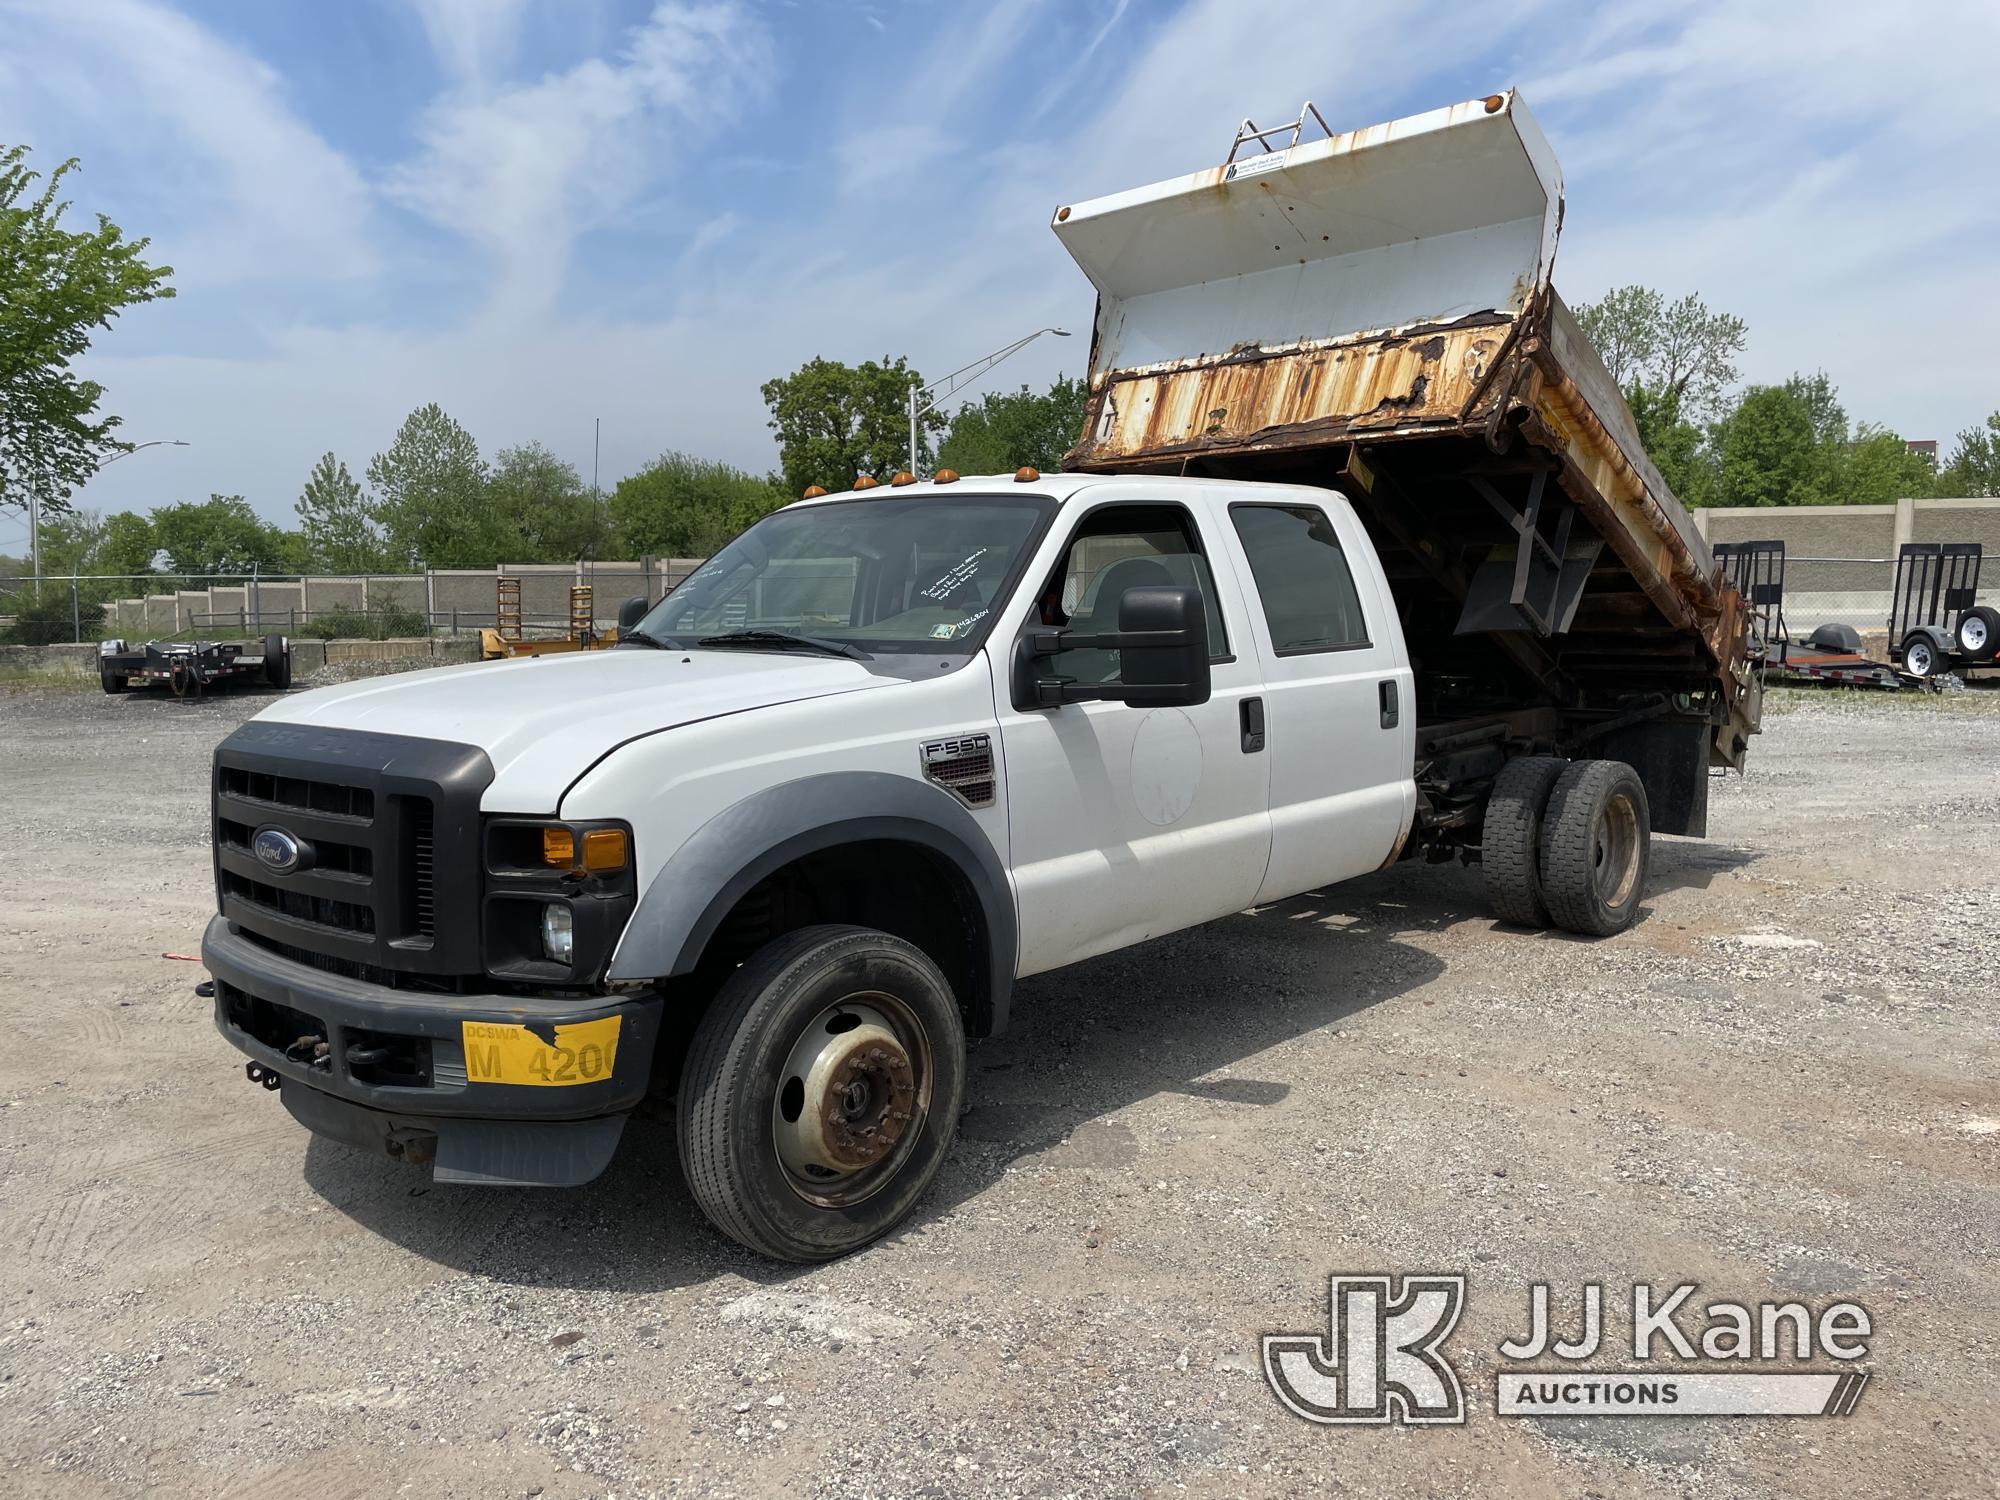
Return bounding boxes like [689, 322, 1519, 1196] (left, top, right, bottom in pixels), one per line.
[207, 470, 1661, 1260]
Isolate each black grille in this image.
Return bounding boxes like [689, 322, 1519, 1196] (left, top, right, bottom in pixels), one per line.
[213, 722, 493, 980]
[224, 870, 376, 934]
[219, 765, 374, 821]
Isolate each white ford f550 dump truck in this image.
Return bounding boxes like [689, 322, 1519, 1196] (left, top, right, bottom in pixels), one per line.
[205, 92, 1757, 1261]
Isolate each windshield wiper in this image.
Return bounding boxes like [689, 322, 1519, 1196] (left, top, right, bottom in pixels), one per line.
[619, 627, 672, 650]
[695, 629, 872, 661]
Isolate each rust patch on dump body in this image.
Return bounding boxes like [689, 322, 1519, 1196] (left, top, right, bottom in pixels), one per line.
[1069, 319, 1505, 466]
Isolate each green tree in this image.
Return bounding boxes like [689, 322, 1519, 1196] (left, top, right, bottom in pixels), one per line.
[96, 509, 158, 578]
[760, 355, 944, 496]
[938, 375, 1086, 475]
[365, 403, 494, 567]
[489, 442, 609, 561]
[1837, 425, 1941, 506]
[0, 145, 174, 532]
[1712, 382, 1829, 508]
[610, 451, 786, 557]
[294, 451, 384, 572]
[1575, 286, 1746, 418]
[1939, 410, 2000, 497]
[151, 494, 285, 575]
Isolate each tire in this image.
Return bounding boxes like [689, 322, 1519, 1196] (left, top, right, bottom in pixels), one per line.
[1481, 755, 1566, 927]
[1538, 759, 1651, 937]
[262, 633, 292, 688]
[678, 924, 967, 1262]
[1901, 633, 1941, 679]
[1956, 606, 2000, 663]
[100, 668, 127, 695]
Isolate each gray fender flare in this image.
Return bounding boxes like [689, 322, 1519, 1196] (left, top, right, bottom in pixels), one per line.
[607, 771, 1018, 1037]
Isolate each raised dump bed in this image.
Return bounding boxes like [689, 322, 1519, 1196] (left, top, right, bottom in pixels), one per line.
[1051, 91, 1759, 803]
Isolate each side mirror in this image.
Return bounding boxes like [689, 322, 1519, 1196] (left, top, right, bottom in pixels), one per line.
[617, 595, 649, 632]
[1115, 585, 1211, 706]
[1011, 583, 1211, 709]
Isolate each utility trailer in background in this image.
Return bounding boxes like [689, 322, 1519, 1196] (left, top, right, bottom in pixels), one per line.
[1712, 539, 1907, 691]
[1888, 542, 1997, 679]
[98, 634, 293, 697]
[1051, 90, 1758, 847]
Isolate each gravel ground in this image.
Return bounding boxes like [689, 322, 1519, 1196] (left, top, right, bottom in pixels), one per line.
[1, 680, 1996, 1499]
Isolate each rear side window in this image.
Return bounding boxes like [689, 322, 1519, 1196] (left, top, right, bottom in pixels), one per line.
[1229, 503, 1369, 653]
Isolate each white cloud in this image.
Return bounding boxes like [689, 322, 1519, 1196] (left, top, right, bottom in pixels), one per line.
[385, 1, 769, 315]
[407, 0, 534, 87]
[0, 0, 374, 287]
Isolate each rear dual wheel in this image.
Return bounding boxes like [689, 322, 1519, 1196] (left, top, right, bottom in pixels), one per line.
[1484, 758, 1651, 937]
[678, 925, 966, 1262]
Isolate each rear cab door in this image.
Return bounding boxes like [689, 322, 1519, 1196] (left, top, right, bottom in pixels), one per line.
[1213, 485, 1416, 904]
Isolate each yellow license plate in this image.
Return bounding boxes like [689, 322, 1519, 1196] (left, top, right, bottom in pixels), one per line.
[461, 1016, 621, 1087]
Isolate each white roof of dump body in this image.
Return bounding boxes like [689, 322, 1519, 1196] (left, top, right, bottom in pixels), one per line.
[1051, 90, 1564, 375]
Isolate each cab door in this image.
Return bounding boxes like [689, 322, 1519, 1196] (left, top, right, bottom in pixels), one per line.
[1218, 491, 1416, 904]
[996, 495, 1272, 977]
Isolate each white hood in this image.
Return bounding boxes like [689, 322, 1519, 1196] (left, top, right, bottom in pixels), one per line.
[257, 648, 894, 809]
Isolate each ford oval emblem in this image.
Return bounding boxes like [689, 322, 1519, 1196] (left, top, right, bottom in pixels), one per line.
[253, 827, 303, 874]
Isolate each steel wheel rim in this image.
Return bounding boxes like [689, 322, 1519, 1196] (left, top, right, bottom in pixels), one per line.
[1964, 618, 1989, 653]
[1591, 791, 1641, 910]
[772, 991, 933, 1209]
[1909, 642, 1933, 674]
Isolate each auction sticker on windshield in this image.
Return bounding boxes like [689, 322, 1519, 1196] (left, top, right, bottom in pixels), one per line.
[463, 1016, 621, 1086]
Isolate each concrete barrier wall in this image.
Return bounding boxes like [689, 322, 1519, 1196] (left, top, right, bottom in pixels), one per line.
[1695, 497, 2000, 629]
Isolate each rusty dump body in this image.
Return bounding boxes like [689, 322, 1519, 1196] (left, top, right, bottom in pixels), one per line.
[1052, 91, 1758, 796]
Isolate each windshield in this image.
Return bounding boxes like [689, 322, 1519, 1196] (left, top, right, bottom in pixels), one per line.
[635, 494, 1053, 654]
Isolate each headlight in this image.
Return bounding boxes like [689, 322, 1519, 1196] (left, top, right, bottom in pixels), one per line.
[541, 903, 575, 963]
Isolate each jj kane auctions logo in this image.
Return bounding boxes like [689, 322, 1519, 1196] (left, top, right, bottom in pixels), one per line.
[1265, 1275, 1872, 1425]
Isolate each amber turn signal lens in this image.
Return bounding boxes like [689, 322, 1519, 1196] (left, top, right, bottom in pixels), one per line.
[581, 828, 629, 872]
[541, 827, 575, 867]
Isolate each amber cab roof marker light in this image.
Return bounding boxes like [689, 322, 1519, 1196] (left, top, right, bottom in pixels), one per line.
[853, 475, 880, 489]
[1014, 466, 1040, 483]
[889, 471, 917, 486]
[1483, 93, 1506, 113]
[933, 469, 960, 484]
[801, 484, 829, 499]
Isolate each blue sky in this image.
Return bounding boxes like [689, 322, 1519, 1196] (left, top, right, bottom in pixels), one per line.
[3, 0, 1996, 538]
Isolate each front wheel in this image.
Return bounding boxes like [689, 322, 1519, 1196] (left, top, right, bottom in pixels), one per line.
[678, 924, 967, 1262]
[1901, 633, 1941, 679]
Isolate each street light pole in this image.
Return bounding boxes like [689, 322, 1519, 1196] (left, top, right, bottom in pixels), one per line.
[907, 327, 1071, 476]
[32, 439, 190, 588]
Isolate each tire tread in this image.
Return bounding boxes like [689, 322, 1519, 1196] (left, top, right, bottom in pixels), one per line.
[1482, 755, 1566, 927]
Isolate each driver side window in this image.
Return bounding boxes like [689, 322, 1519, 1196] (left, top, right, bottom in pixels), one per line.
[1034, 503, 1229, 684]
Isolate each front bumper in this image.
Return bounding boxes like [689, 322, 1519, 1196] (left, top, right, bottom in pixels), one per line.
[204, 916, 662, 1186]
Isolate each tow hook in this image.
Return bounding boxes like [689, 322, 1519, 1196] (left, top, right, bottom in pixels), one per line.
[244, 1062, 282, 1091]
